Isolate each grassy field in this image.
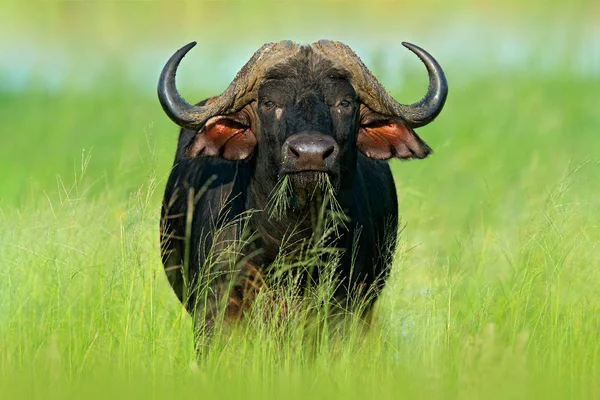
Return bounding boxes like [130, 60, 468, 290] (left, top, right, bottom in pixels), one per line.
[1, 2, 600, 399]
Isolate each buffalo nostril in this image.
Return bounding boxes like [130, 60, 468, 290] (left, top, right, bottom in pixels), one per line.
[322, 146, 334, 160]
[288, 146, 300, 159]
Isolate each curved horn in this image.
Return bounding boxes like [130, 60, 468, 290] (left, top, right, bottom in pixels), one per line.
[157, 41, 207, 130]
[311, 40, 447, 128]
[397, 42, 448, 128]
[158, 40, 304, 130]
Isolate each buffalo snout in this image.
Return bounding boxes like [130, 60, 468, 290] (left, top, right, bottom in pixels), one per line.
[282, 133, 338, 173]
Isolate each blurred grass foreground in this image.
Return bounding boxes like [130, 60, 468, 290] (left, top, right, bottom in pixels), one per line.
[1, 1, 600, 399]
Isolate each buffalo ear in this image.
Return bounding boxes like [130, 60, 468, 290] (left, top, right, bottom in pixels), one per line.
[186, 111, 257, 160]
[358, 116, 432, 160]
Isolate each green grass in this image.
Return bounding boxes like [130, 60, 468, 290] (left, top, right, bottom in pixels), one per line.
[1, 43, 600, 400]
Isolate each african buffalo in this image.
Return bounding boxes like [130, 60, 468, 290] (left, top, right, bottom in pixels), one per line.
[158, 40, 447, 341]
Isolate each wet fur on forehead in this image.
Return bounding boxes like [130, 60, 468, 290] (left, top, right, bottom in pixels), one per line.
[264, 46, 350, 83]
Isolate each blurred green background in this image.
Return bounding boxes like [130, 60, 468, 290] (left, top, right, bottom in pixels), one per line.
[1, 1, 599, 398]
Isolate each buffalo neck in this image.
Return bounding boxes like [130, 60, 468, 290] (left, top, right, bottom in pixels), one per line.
[245, 172, 346, 264]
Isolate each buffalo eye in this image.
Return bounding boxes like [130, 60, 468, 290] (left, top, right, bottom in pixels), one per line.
[262, 101, 275, 109]
[339, 100, 351, 108]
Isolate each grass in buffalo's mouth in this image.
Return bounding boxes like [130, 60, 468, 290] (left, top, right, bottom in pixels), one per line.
[267, 175, 292, 219]
[266, 172, 347, 241]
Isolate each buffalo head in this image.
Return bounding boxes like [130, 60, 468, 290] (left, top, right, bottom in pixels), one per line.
[157, 40, 447, 195]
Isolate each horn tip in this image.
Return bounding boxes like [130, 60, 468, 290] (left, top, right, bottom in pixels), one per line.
[401, 42, 422, 52]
